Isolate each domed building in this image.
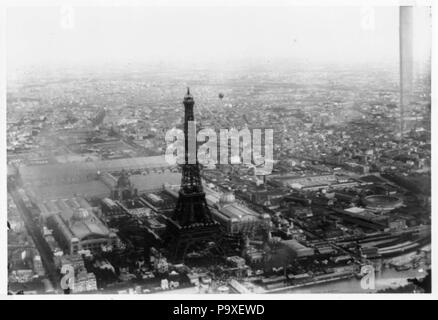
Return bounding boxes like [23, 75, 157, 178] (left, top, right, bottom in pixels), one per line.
[219, 192, 236, 207]
[71, 208, 90, 221]
[363, 195, 403, 213]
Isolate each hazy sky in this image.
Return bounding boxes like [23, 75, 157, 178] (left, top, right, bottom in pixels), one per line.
[6, 6, 431, 69]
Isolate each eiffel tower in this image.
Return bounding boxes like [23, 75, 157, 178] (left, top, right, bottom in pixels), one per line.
[164, 88, 223, 262]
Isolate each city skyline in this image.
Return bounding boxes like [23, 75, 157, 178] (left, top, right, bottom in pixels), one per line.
[5, 3, 433, 297]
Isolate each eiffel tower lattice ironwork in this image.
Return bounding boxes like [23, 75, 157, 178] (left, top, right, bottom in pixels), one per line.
[164, 88, 223, 262]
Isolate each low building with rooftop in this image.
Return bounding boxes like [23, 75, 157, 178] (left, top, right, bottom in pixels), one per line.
[39, 197, 118, 254]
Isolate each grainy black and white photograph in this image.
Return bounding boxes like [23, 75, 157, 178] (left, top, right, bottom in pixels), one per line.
[3, 0, 434, 299]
